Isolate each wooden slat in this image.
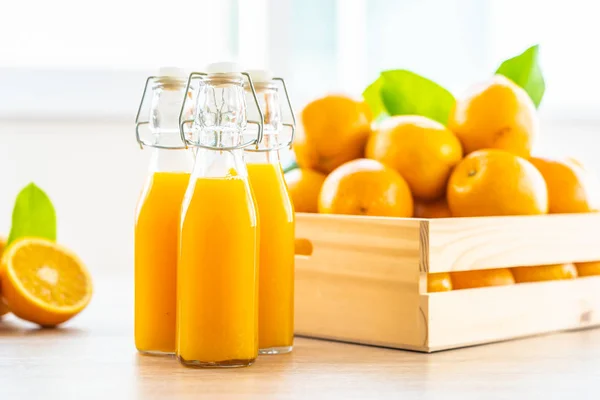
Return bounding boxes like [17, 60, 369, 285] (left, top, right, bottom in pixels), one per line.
[294, 213, 600, 352]
[426, 213, 600, 273]
[294, 213, 427, 349]
[425, 276, 600, 351]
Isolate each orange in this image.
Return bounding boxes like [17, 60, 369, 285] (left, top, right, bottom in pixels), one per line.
[0, 236, 8, 317]
[511, 263, 577, 283]
[0, 237, 93, 326]
[414, 198, 452, 218]
[366, 115, 463, 200]
[529, 157, 600, 213]
[294, 95, 372, 174]
[447, 149, 548, 217]
[575, 261, 600, 277]
[428, 273, 452, 292]
[284, 168, 327, 213]
[448, 75, 538, 158]
[451, 268, 515, 290]
[318, 158, 413, 217]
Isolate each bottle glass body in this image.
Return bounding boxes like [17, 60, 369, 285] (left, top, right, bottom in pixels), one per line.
[245, 83, 295, 354]
[134, 81, 194, 355]
[177, 75, 259, 367]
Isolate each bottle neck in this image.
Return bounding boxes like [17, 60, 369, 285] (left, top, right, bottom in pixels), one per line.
[191, 75, 247, 148]
[244, 83, 285, 154]
[148, 82, 190, 148]
[245, 83, 281, 134]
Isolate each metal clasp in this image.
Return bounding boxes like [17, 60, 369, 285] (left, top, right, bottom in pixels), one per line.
[134, 76, 189, 150]
[178, 72, 264, 151]
[245, 76, 296, 152]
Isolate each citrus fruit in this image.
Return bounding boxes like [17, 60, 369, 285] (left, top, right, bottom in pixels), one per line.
[428, 273, 452, 292]
[294, 95, 372, 174]
[414, 198, 452, 218]
[0, 297, 8, 317]
[448, 75, 539, 158]
[447, 149, 548, 217]
[575, 261, 600, 277]
[284, 168, 327, 213]
[511, 263, 577, 283]
[0, 237, 93, 326]
[529, 157, 600, 213]
[0, 236, 9, 317]
[366, 115, 463, 200]
[451, 268, 515, 290]
[318, 158, 413, 217]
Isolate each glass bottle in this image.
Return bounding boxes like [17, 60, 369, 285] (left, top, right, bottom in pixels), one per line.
[133, 67, 195, 355]
[176, 62, 263, 368]
[244, 70, 296, 354]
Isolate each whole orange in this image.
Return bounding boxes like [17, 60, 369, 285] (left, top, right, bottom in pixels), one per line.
[451, 268, 515, 290]
[294, 95, 372, 174]
[428, 273, 452, 292]
[448, 75, 539, 158]
[318, 158, 413, 217]
[575, 261, 600, 277]
[414, 198, 452, 218]
[511, 263, 577, 283]
[366, 115, 463, 200]
[284, 168, 327, 213]
[447, 149, 548, 217]
[529, 157, 600, 213]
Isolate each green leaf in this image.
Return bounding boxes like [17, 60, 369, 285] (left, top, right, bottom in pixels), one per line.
[7, 183, 57, 246]
[362, 76, 388, 120]
[283, 160, 298, 174]
[379, 70, 455, 125]
[496, 44, 545, 107]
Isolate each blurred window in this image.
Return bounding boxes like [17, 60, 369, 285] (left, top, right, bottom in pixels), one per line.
[0, 0, 598, 120]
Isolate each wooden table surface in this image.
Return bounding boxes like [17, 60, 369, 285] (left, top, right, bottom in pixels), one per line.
[1, 276, 600, 399]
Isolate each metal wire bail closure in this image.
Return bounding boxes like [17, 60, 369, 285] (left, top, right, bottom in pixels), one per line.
[134, 76, 156, 150]
[245, 76, 296, 152]
[134, 75, 188, 150]
[178, 71, 264, 151]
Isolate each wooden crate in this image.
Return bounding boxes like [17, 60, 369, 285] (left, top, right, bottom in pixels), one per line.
[294, 212, 600, 352]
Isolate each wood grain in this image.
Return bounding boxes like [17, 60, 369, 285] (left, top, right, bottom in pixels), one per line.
[294, 212, 600, 353]
[1, 275, 600, 399]
[294, 213, 425, 349]
[425, 276, 600, 351]
[427, 213, 600, 273]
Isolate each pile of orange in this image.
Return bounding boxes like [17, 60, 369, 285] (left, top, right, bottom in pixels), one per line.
[287, 75, 600, 292]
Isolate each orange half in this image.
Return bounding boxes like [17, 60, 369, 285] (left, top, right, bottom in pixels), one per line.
[0, 236, 9, 317]
[0, 237, 93, 326]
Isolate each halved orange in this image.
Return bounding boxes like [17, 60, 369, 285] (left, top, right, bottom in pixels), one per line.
[0, 237, 92, 326]
[0, 235, 9, 317]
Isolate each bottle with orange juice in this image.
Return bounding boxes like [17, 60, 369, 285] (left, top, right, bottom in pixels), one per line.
[244, 70, 296, 354]
[176, 62, 264, 368]
[133, 68, 195, 355]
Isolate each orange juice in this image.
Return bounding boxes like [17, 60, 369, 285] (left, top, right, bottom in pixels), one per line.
[177, 176, 259, 366]
[247, 162, 295, 353]
[134, 171, 190, 354]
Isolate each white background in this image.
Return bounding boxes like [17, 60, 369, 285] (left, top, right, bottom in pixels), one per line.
[0, 0, 599, 276]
